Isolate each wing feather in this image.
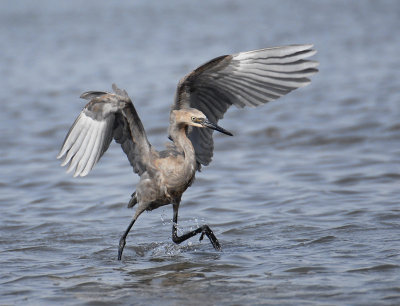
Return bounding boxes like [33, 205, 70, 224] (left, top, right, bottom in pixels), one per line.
[58, 84, 153, 177]
[172, 44, 318, 167]
[80, 122, 102, 177]
[58, 113, 88, 163]
[75, 119, 104, 177]
[60, 114, 92, 167]
[74, 120, 99, 177]
[66, 120, 94, 175]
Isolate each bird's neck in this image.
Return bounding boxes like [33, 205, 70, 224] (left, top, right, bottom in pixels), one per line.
[169, 124, 196, 164]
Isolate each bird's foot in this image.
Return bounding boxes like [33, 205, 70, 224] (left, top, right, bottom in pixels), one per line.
[199, 225, 221, 251]
[118, 237, 126, 260]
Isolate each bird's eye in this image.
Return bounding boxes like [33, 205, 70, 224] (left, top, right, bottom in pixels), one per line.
[191, 116, 196, 122]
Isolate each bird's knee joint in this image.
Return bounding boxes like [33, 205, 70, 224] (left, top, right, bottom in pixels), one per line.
[172, 234, 182, 244]
[202, 225, 212, 233]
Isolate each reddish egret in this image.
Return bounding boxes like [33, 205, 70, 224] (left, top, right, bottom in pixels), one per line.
[57, 44, 318, 259]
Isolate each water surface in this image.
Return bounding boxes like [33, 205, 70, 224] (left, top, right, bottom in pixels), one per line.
[1, 0, 400, 304]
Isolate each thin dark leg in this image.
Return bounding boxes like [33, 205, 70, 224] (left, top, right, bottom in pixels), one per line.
[118, 205, 146, 260]
[171, 203, 221, 251]
[118, 206, 146, 260]
[118, 216, 137, 260]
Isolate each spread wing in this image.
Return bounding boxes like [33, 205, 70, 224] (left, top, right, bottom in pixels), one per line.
[172, 44, 319, 167]
[57, 84, 153, 177]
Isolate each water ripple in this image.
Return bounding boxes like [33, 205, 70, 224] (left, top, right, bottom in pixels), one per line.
[1, 0, 400, 305]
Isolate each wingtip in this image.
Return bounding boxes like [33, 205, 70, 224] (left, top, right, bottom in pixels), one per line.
[289, 44, 317, 56]
[79, 167, 91, 177]
[112, 83, 130, 99]
[80, 91, 108, 100]
[292, 43, 314, 50]
[297, 79, 312, 88]
[72, 167, 86, 178]
[60, 158, 69, 167]
[66, 163, 74, 174]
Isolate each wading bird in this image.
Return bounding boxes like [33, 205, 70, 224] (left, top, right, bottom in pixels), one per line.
[57, 44, 318, 260]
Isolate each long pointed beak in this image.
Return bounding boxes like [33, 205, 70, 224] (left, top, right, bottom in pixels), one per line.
[203, 120, 233, 136]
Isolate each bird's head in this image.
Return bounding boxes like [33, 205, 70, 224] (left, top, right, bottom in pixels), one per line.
[171, 108, 233, 136]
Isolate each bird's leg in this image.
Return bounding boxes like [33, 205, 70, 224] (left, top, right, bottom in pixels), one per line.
[171, 203, 221, 251]
[118, 208, 144, 260]
[118, 218, 135, 260]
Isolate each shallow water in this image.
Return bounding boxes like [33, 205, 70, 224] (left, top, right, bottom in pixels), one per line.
[1, 0, 400, 305]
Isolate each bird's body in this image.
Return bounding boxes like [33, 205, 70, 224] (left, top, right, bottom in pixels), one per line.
[133, 117, 199, 212]
[58, 44, 318, 260]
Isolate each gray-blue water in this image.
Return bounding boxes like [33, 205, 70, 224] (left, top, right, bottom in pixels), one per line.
[1, 0, 400, 304]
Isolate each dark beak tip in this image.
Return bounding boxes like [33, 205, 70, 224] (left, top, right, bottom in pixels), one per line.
[203, 120, 233, 136]
[218, 129, 233, 136]
[220, 128, 233, 136]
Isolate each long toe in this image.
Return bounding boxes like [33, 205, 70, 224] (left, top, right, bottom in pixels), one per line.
[209, 235, 221, 251]
[199, 232, 205, 241]
[202, 225, 222, 251]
